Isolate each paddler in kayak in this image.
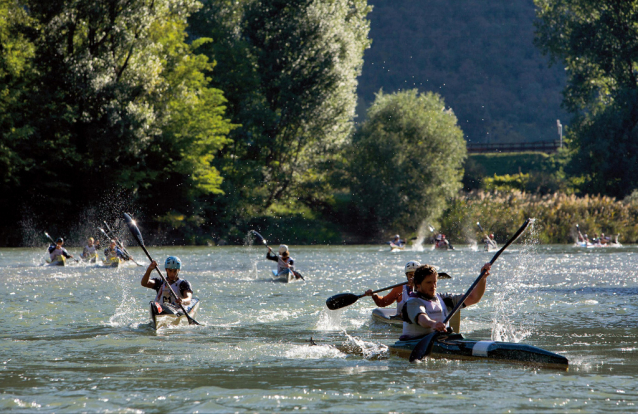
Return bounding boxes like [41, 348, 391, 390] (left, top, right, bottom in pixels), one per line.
[267, 244, 303, 280]
[48, 237, 74, 263]
[103, 239, 126, 266]
[81, 237, 100, 262]
[389, 234, 405, 249]
[401, 262, 491, 340]
[364, 261, 420, 310]
[141, 256, 193, 307]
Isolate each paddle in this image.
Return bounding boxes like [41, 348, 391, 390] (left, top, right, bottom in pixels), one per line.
[102, 221, 142, 266]
[409, 218, 534, 362]
[325, 272, 452, 310]
[123, 213, 201, 326]
[250, 230, 305, 280]
[44, 232, 78, 262]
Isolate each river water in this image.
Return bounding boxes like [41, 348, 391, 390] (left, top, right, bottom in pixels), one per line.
[1, 238, 637, 412]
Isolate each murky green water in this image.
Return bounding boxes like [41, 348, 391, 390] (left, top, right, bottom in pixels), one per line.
[1, 239, 637, 412]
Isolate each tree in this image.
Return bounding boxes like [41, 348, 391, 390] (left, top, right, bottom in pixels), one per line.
[190, 0, 371, 218]
[348, 89, 467, 236]
[534, 0, 638, 197]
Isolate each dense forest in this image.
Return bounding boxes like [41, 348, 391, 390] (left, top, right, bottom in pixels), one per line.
[1, 0, 638, 246]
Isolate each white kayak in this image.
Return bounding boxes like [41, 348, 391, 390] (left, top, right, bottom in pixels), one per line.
[149, 298, 200, 330]
[271, 268, 296, 283]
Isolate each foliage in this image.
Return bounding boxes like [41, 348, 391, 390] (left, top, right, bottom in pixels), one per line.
[189, 0, 371, 217]
[348, 89, 467, 236]
[440, 190, 638, 244]
[534, 0, 638, 197]
[357, 0, 567, 144]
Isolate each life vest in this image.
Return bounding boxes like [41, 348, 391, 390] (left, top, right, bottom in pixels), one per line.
[401, 294, 449, 339]
[277, 256, 294, 274]
[49, 247, 66, 261]
[155, 279, 187, 306]
[83, 245, 97, 257]
[396, 284, 413, 313]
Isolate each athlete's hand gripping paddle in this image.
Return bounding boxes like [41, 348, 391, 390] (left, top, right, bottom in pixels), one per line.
[123, 213, 201, 326]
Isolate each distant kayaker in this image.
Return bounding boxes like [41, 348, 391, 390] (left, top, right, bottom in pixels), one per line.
[81, 237, 100, 260]
[364, 261, 420, 311]
[48, 237, 73, 262]
[401, 262, 491, 340]
[433, 234, 450, 249]
[267, 244, 302, 279]
[141, 256, 193, 306]
[104, 240, 125, 261]
[483, 233, 497, 250]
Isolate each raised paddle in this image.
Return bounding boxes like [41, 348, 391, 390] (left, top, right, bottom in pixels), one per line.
[102, 221, 142, 266]
[409, 218, 535, 362]
[325, 272, 452, 310]
[123, 213, 201, 326]
[250, 230, 305, 280]
[477, 222, 497, 249]
[429, 224, 455, 250]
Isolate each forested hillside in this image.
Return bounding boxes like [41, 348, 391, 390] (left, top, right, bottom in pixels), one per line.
[358, 0, 568, 144]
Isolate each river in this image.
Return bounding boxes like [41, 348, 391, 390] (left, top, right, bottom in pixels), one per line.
[1, 237, 637, 412]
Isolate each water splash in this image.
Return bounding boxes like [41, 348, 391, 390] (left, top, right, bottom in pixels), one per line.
[107, 273, 139, 328]
[316, 308, 344, 331]
[490, 220, 540, 342]
[341, 332, 388, 359]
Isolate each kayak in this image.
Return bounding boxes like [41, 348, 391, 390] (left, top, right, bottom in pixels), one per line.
[371, 308, 403, 326]
[389, 243, 405, 251]
[372, 307, 462, 334]
[271, 269, 296, 283]
[149, 298, 200, 330]
[389, 334, 568, 369]
[47, 256, 66, 266]
[81, 253, 99, 263]
[103, 256, 121, 268]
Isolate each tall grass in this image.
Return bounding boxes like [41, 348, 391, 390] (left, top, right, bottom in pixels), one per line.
[440, 190, 638, 244]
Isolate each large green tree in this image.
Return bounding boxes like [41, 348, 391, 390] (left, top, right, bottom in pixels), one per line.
[0, 0, 233, 244]
[535, 0, 638, 197]
[348, 89, 467, 237]
[189, 0, 371, 223]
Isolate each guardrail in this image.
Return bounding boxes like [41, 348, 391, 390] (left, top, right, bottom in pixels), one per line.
[467, 141, 561, 154]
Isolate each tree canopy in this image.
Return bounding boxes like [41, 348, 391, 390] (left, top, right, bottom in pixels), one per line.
[348, 89, 466, 236]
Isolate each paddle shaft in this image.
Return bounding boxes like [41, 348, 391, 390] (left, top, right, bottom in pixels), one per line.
[252, 230, 304, 280]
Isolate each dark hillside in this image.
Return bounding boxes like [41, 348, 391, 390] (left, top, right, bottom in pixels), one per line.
[357, 0, 567, 144]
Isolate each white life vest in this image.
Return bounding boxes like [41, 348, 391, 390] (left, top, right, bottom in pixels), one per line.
[83, 245, 97, 256]
[155, 279, 186, 306]
[401, 294, 449, 339]
[277, 256, 294, 274]
[49, 247, 64, 261]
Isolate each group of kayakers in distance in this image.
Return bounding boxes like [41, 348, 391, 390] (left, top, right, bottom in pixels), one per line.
[46, 233, 133, 267]
[575, 224, 621, 248]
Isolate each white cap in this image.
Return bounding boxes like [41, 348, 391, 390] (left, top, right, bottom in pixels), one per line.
[278, 244, 289, 255]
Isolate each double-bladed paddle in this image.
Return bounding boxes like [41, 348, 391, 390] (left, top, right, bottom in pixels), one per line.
[325, 272, 452, 310]
[102, 221, 142, 266]
[123, 213, 201, 326]
[477, 222, 497, 249]
[250, 230, 305, 280]
[408, 218, 535, 362]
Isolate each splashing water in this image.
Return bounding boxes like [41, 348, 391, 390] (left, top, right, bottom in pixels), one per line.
[316, 308, 344, 331]
[108, 272, 139, 328]
[341, 332, 388, 359]
[490, 220, 540, 342]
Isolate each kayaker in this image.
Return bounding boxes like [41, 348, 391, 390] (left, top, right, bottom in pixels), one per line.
[267, 244, 302, 279]
[364, 261, 420, 311]
[48, 237, 73, 262]
[483, 233, 497, 250]
[401, 262, 491, 339]
[104, 240, 125, 261]
[81, 237, 100, 261]
[389, 234, 404, 248]
[141, 256, 193, 306]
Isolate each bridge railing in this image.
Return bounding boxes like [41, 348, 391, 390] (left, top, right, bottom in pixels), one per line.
[467, 140, 562, 154]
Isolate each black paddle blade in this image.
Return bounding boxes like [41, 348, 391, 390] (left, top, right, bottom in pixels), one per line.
[409, 331, 441, 362]
[326, 293, 359, 310]
[438, 272, 451, 279]
[123, 213, 144, 246]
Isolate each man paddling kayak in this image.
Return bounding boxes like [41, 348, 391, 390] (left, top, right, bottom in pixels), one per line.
[267, 245, 302, 280]
[364, 261, 420, 311]
[81, 237, 100, 262]
[48, 237, 74, 262]
[401, 262, 491, 340]
[141, 256, 193, 307]
[104, 239, 126, 263]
